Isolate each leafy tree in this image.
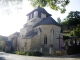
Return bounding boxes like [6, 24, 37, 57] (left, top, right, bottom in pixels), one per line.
[29, 0, 70, 13]
[61, 11, 80, 30]
[72, 24, 80, 37]
[60, 20, 69, 30]
[0, 37, 3, 46]
[57, 17, 61, 23]
[63, 35, 69, 40]
[65, 11, 80, 26]
[0, 0, 23, 6]
[0, 36, 6, 51]
[0, 0, 70, 13]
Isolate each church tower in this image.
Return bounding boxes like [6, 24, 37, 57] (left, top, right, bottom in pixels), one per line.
[26, 6, 51, 27]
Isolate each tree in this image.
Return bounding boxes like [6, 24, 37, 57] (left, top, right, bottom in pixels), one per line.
[0, 36, 6, 51]
[65, 11, 80, 26]
[0, 37, 3, 46]
[0, 0, 23, 6]
[61, 11, 80, 30]
[60, 20, 69, 30]
[57, 17, 61, 23]
[72, 24, 80, 37]
[29, 0, 70, 13]
[0, 0, 70, 13]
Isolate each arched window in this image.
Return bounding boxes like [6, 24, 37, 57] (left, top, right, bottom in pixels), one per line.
[44, 35, 47, 44]
[34, 11, 38, 17]
[39, 28, 42, 32]
[50, 28, 54, 34]
[37, 28, 42, 39]
[30, 14, 32, 19]
[50, 28, 54, 44]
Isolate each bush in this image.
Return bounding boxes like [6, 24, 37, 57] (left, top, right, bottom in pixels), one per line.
[63, 35, 70, 40]
[14, 51, 43, 56]
[27, 51, 43, 56]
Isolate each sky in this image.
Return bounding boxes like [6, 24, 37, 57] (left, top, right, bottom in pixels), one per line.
[0, 0, 80, 36]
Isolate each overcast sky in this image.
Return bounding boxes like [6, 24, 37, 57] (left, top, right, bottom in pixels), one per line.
[0, 0, 80, 36]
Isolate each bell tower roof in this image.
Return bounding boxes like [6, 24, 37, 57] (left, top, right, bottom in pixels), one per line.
[26, 6, 51, 17]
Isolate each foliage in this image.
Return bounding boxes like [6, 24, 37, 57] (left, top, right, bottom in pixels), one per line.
[63, 11, 80, 26]
[0, 37, 5, 46]
[63, 35, 70, 40]
[29, 0, 70, 13]
[71, 24, 80, 37]
[61, 20, 68, 26]
[0, 0, 70, 13]
[61, 11, 80, 30]
[28, 51, 43, 56]
[0, 0, 23, 6]
[66, 11, 80, 26]
[14, 51, 43, 56]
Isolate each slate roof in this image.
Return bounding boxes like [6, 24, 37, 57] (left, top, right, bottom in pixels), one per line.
[34, 16, 61, 27]
[23, 30, 37, 39]
[27, 6, 51, 16]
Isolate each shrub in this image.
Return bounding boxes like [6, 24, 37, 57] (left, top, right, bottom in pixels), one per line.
[27, 51, 43, 56]
[10, 51, 43, 56]
[63, 35, 69, 40]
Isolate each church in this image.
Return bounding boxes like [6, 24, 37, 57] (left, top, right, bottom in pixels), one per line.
[18, 6, 63, 54]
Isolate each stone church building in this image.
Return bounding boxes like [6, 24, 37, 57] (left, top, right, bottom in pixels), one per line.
[7, 6, 63, 54]
[19, 6, 63, 53]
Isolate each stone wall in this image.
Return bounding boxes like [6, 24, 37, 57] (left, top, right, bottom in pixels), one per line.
[31, 35, 41, 51]
[34, 25, 63, 50]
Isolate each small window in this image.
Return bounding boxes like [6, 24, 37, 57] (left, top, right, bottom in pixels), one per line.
[30, 14, 32, 19]
[44, 35, 47, 44]
[27, 16, 29, 20]
[34, 11, 38, 17]
[39, 28, 42, 32]
[50, 28, 54, 33]
[41, 13, 46, 18]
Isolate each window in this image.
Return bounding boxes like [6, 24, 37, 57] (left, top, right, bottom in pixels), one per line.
[34, 11, 38, 17]
[44, 35, 47, 44]
[41, 13, 46, 18]
[27, 15, 29, 20]
[30, 14, 32, 19]
[39, 28, 42, 32]
[51, 28, 54, 34]
[50, 28, 54, 43]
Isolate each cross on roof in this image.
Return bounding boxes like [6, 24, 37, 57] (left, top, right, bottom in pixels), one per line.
[56, 34, 63, 50]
